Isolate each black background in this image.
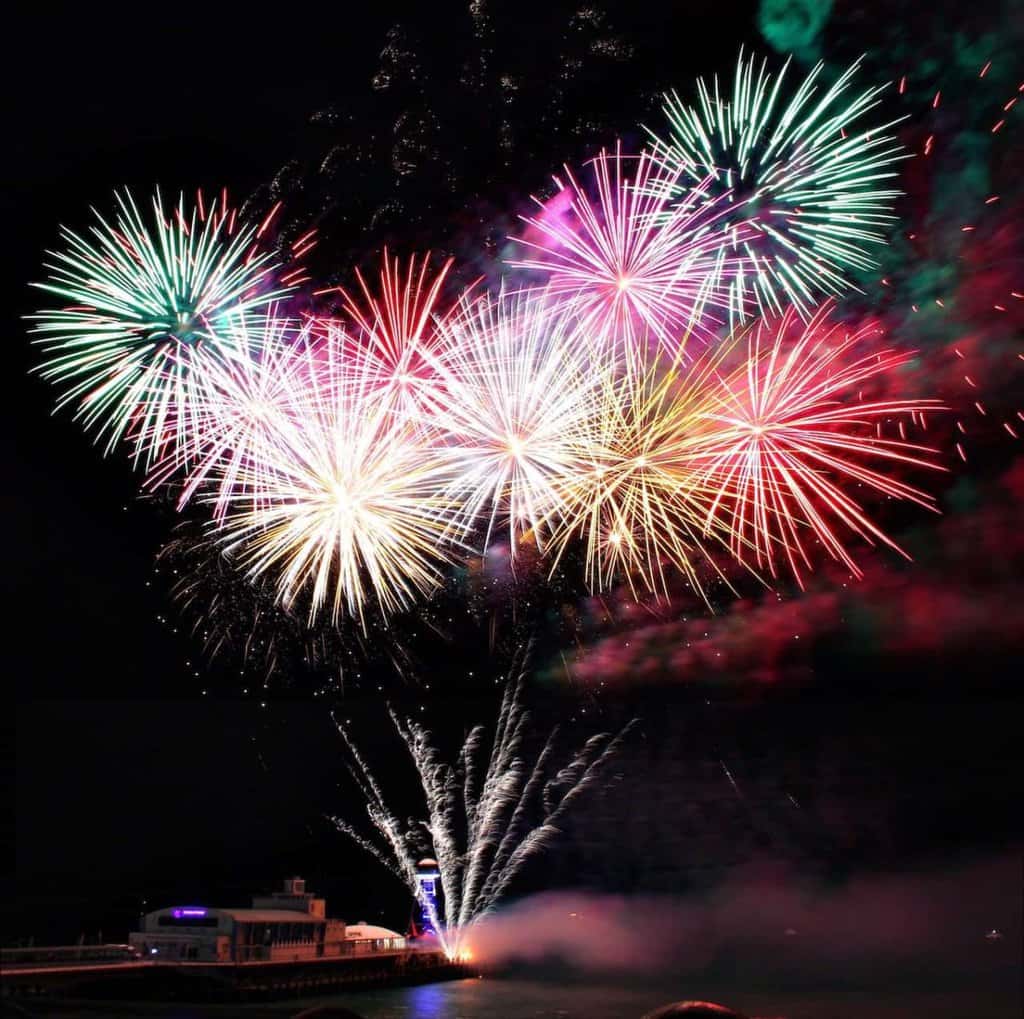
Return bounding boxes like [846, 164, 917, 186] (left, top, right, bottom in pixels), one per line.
[4, 0, 1021, 951]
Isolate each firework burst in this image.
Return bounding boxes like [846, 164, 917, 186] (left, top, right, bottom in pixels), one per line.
[334, 249, 456, 418]
[432, 288, 608, 554]
[30, 189, 296, 461]
[143, 312, 320, 522]
[692, 303, 946, 585]
[332, 673, 635, 960]
[647, 51, 907, 321]
[507, 145, 738, 353]
[212, 332, 459, 626]
[544, 338, 744, 602]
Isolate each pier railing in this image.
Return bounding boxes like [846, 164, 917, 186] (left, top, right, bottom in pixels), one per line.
[231, 937, 414, 964]
[1, 944, 140, 968]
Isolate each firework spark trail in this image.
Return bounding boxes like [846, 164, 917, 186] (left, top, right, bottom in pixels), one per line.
[331, 673, 635, 959]
[211, 330, 460, 627]
[690, 303, 946, 585]
[507, 145, 743, 353]
[431, 287, 611, 554]
[30, 189, 295, 463]
[647, 50, 907, 322]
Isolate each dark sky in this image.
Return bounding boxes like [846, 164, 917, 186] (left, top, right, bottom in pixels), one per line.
[5, 0, 1021, 949]
[2, 0, 431, 944]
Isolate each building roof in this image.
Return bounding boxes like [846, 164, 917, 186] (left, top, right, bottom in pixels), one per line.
[148, 906, 328, 925]
[344, 924, 403, 940]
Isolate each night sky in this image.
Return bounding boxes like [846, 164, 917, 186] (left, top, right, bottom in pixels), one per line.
[5, 0, 1022, 957]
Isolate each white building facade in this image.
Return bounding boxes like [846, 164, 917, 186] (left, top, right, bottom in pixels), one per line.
[130, 878, 406, 963]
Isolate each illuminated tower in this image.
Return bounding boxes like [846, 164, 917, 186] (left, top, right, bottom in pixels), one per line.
[414, 858, 440, 935]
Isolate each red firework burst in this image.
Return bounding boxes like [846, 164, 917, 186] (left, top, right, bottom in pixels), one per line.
[692, 303, 947, 585]
[334, 248, 456, 419]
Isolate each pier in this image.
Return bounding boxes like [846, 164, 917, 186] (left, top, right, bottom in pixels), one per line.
[2, 877, 468, 1005]
[2, 945, 466, 1003]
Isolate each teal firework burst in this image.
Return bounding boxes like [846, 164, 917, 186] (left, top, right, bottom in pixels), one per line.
[647, 51, 907, 321]
[29, 189, 296, 463]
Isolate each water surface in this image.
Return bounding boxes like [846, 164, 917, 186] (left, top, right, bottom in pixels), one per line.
[319, 975, 1020, 1019]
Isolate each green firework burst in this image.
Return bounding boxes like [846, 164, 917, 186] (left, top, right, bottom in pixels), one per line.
[30, 189, 295, 463]
[647, 50, 908, 322]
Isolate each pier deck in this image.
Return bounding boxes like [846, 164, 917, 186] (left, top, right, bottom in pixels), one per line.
[2, 948, 465, 1002]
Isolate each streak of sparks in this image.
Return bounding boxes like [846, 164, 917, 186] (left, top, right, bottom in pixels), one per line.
[542, 335, 744, 603]
[142, 312, 320, 522]
[507, 145, 738, 353]
[336, 249, 457, 419]
[332, 673, 635, 960]
[432, 287, 609, 554]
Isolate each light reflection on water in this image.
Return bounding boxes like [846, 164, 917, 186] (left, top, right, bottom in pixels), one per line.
[403, 981, 450, 1016]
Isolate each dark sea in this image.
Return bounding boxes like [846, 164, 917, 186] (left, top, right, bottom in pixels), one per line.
[315, 976, 1022, 1018]
[22, 976, 1021, 1019]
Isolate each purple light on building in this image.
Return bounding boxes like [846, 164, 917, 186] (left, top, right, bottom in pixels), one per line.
[172, 908, 209, 919]
[415, 859, 440, 936]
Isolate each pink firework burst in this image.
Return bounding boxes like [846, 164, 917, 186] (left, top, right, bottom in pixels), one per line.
[143, 312, 322, 523]
[692, 303, 947, 585]
[506, 145, 743, 355]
